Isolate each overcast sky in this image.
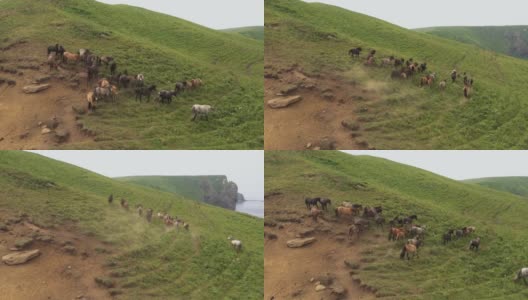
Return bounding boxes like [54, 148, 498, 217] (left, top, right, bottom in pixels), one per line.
[96, 0, 263, 29]
[29, 151, 263, 200]
[303, 0, 528, 29]
[343, 151, 528, 180]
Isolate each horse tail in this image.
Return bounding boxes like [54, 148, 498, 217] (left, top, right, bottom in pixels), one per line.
[400, 245, 406, 259]
[388, 230, 393, 241]
[335, 207, 339, 217]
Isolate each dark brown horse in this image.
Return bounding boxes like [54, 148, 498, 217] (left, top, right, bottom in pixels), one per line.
[319, 198, 331, 211]
[305, 197, 320, 210]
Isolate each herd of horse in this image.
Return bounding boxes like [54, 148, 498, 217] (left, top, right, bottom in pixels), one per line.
[47, 44, 211, 118]
[107, 194, 242, 253]
[304, 196, 482, 261]
[108, 194, 191, 231]
[348, 47, 475, 99]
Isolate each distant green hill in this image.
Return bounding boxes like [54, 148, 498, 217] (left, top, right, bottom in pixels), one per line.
[463, 176, 528, 197]
[265, 151, 528, 299]
[266, 0, 528, 149]
[222, 26, 264, 41]
[0, 151, 263, 299]
[417, 26, 528, 59]
[0, 0, 263, 149]
[117, 175, 244, 209]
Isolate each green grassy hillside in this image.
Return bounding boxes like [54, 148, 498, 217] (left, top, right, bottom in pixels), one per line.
[222, 26, 264, 41]
[265, 151, 528, 299]
[417, 26, 528, 59]
[464, 176, 528, 198]
[265, 0, 528, 149]
[0, 151, 263, 299]
[117, 175, 228, 202]
[0, 0, 263, 149]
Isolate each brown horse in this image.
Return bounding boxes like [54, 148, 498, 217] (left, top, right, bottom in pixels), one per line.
[98, 78, 110, 88]
[335, 206, 354, 218]
[388, 227, 405, 241]
[311, 207, 321, 222]
[120, 199, 129, 210]
[63, 52, 80, 64]
[463, 85, 471, 98]
[400, 243, 418, 260]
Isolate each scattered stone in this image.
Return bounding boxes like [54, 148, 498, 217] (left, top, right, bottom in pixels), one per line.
[295, 228, 314, 238]
[319, 137, 336, 150]
[44, 118, 59, 130]
[280, 84, 298, 95]
[300, 82, 315, 89]
[62, 245, 77, 255]
[313, 147, 321, 150]
[264, 231, 278, 240]
[94, 277, 115, 288]
[322, 91, 335, 100]
[331, 283, 346, 296]
[41, 127, 52, 134]
[341, 120, 360, 131]
[54, 129, 70, 143]
[315, 274, 334, 286]
[267, 95, 302, 109]
[60, 240, 74, 246]
[32, 75, 50, 84]
[2, 249, 41, 265]
[14, 237, 33, 249]
[286, 237, 316, 248]
[315, 284, 326, 292]
[36, 235, 53, 242]
[22, 84, 50, 94]
[306, 143, 312, 149]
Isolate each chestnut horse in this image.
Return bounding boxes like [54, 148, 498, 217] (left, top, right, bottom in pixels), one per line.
[400, 243, 418, 260]
[388, 227, 405, 241]
[335, 206, 354, 218]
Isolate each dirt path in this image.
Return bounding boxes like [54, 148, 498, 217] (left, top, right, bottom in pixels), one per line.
[264, 197, 379, 300]
[0, 40, 92, 149]
[0, 210, 114, 300]
[264, 67, 377, 150]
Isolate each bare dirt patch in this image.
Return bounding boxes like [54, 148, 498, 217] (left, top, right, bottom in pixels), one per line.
[264, 66, 378, 150]
[264, 195, 381, 300]
[0, 209, 114, 300]
[0, 41, 93, 149]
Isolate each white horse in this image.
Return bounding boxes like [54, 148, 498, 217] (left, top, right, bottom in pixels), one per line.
[228, 236, 242, 253]
[191, 104, 212, 121]
[514, 268, 528, 284]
